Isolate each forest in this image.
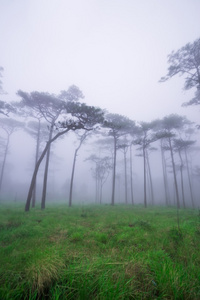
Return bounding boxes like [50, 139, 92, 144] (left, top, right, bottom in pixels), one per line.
[0, 37, 200, 299]
[0, 38, 200, 211]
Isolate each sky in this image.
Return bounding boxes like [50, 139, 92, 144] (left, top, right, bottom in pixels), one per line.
[1, 0, 200, 204]
[0, 0, 200, 123]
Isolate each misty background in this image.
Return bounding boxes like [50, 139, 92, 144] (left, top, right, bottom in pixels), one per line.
[0, 0, 200, 207]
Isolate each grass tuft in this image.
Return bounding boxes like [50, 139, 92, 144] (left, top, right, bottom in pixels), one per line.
[27, 255, 65, 293]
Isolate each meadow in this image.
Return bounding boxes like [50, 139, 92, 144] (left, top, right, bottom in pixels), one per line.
[0, 204, 199, 299]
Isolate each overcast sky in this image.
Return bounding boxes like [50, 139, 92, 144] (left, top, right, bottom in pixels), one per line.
[1, 0, 200, 123]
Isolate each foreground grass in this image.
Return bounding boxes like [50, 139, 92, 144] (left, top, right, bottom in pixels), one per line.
[0, 204, 199, 299]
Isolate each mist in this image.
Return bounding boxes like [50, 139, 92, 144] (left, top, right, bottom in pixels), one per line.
[0, 111, 199, 209]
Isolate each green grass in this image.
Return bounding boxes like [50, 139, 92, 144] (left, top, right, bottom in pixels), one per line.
[0, 204, 199, 299]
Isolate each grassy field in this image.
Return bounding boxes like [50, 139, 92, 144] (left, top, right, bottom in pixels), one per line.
[0, 204, 199, 299]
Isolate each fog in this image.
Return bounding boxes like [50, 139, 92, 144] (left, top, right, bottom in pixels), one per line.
[1, 116, 200, 208]
[0, 1, 200, 208]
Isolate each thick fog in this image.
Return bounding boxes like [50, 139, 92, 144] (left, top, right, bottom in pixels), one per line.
[1, 117, 200, 208]
[0, 1, 200, 208]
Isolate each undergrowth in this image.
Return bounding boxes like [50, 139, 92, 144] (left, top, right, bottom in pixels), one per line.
[0, 204, 199, 299]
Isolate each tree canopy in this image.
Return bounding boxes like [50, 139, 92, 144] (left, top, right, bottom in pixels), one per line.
[160, 37, 200, 90]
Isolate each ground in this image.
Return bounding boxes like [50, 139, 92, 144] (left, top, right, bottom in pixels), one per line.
[0, 204, 199, 299]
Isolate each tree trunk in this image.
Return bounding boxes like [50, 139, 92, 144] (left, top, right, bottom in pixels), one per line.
[100, 179, 103, 204]
[129, 144, 134, 205]
[111, 136, 117, 205]
[123, 147, 128, 204]
[0, 135, 10, 192]
[146, 149, 154, 205]
[143, 144, 147, 208]
[184, 148, 195, 208]
[32, 119, 41, 208]
[25, 127, 71, 212]
[95, 164, 98, 203]
[69, 133, 87, 207]
[178, 149, 186, 208]
[94, 162, 100, 203]
[41, 125, 53, 210]
[168, 137, 180, 208]
[97, 176, 100, 203]
[69, 148, 78, 207]
[160, 140, 170, 206]
[25, 142, 50, 211]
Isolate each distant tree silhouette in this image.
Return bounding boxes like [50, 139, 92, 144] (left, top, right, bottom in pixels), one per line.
[86, 154, 112, 204]
[133, 121, 157, 207]
[157, 115, 191, 209]
[69, 130, 90, 207]
[104, 113, 135, 205]
[118, 139, 129, 204]
[174, 138, 196, 208]
[0, 118, 24, 192]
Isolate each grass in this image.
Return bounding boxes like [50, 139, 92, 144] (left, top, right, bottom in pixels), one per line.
[0, 203, 199, 299]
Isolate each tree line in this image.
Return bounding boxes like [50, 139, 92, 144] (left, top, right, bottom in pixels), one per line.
[0, 37, 200, 211]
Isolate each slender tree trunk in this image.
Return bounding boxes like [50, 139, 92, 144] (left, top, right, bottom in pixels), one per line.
[111, 136, 117, 205]
[69, 132, 87, 207]
[178, 149, 186, 208]
[0, 135, 10, 192]
[169, 137, 180, 208]
[97, 176, 100, 203]
[69, 148, 78, 207]
[142, 144, 147, 208]
[32, 119, 41, 208]
[41, 140, 52, 209]
[160, 140, 170, 206]
[117, 176, 121, 203]
[123, 147, 128, 204]
[180, 165, 185, 208]
[146, 149, 154, 205]
[129, 144, 134, 205]
[25, 127, 71, 212]
[100, 179, 103, 204]
[184, 148, 195, 208]
[95, 164, 98, 203]
[95, 162, 100, 203]
[25, 142, 50, 212]
[41, 125, 53, 210]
